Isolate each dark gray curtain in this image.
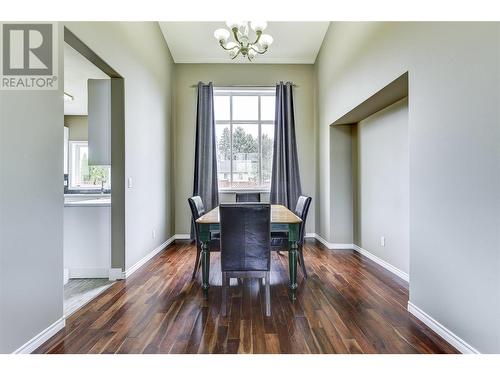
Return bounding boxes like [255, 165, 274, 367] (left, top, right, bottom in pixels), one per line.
[270, 82, 302, 209]
[191, 82, 219, 238]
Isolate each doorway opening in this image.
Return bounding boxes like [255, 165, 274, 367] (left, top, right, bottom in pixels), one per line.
[62, 27, 125, 316]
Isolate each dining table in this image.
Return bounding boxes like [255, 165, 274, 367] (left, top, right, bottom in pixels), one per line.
[196, 204, 303, 300]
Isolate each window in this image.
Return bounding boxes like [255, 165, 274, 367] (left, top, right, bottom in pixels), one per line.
[214, 88, 275, 191]
[68, 141, 111, 190]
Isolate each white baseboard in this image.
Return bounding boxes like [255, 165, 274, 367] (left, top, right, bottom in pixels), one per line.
[124, 235, 176, 278]
[109, 268, 125, 281]
[305, 235, 409, 283]
[173, 234, 191, 240]
[408, 302, 479, 354]
[13, 316, 65, 354]
[68, 268, 110, 279]
[307, 233, 353, 249]
[352, 244, 409, 282]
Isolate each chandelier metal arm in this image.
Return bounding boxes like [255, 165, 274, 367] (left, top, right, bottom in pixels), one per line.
[231, 49, 241, 60]
[219, 41, 240, 51]
[231, 27, 242, 45]
[251, 30, 262, 46]
[249, 45, 269, 55]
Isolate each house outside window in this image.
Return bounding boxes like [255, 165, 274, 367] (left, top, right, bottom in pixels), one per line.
[214, 87, 275, 191]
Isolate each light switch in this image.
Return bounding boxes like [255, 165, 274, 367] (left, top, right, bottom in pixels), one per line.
[128, 177, 133, 188]
[380, 236, 386, 247]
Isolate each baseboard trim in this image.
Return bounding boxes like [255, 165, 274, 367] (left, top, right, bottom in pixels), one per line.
[408, 302, 479, 354]
[109, 268, 125, 281]
[307, 233, 353, 249]
[352, 244, 409, 282]
[124, 235, 176, 278]
[13, 316, 65, 354]
[173, 234, 191, 240]
[68, 267, 110, 279]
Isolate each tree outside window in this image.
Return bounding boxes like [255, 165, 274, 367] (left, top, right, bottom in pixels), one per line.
[214, 89, 275, 190]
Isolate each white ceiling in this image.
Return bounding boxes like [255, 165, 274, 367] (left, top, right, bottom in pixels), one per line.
[64, 43, 109, 115]
[159, 22, 329, 64]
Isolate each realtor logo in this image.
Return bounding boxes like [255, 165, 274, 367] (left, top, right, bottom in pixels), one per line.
[1, 23, 58, 90]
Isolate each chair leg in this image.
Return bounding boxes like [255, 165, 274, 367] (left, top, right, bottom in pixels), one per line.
[298, 245, 307, 279]
[265, 272, 271, 316]
[222, 272, 228, 316]
[191, 245, 202, 280]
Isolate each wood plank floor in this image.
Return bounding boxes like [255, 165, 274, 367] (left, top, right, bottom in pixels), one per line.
[64, 278, 115, 317]
[35, 240, 458, 354]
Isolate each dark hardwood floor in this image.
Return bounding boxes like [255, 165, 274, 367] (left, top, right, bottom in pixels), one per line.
[35, 239, 458, 354]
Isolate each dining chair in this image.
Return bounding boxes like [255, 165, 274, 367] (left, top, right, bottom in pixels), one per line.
[220, 203, 271, 316]
[235, 192, 261, 202]
[271, 195, 312, 278]
[188, 196, 220, 280]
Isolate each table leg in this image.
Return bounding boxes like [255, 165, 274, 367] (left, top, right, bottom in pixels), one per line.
[201, 241, 210, 296]
[199, 224, 211, 297]
[288, 223, 299, 301]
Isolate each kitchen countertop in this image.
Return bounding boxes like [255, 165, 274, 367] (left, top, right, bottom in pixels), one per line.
[64, 194, 111, 207]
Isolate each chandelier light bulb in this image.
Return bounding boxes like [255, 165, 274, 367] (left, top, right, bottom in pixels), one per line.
[259, 34, 273, 48]
[226, 21, 243, 30]
[250, 21, 267, 32]
[214, 28, 230, 43]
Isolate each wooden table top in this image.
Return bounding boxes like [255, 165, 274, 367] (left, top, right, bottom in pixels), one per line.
[196, 204, 302, 225]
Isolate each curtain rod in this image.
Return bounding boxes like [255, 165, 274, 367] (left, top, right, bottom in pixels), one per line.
[189, 83, 298, 88]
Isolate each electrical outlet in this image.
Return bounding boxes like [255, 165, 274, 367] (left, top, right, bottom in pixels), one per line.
[380, 236, 386, 247]
[152, 229, 156, 240]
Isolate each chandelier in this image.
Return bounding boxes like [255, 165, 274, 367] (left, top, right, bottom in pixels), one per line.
[213, 21, 273, 61]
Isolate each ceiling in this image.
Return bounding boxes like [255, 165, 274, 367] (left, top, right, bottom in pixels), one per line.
[64, 43, 109, 115]
[159, 22, 329, 64]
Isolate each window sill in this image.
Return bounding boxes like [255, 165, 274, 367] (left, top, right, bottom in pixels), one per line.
[219, 189, 270, 194]
[66, 189, 112, 195]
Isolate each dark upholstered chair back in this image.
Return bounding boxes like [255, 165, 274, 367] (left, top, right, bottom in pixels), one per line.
[294, 195, 312, 245]
[220, 203, 271, 272]
[188, 196, 205, 219]
[188, 196, 205, 244]
[235, 192, 261, 202]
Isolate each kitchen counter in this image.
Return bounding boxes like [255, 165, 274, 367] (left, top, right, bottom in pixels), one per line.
[64, 194, 111, 207]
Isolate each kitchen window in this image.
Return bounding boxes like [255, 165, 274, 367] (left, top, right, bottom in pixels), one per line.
[68, 141, 111, 190]
[214, 88, 275, 191]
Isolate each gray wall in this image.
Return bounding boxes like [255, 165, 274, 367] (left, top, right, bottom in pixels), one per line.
[329, 125, 354, 244]
[173, 64, 316, 235]
[65, 22, 176, 270]
[315, 22, 500, 353]
[353, 98, 409, 274]
[0, 24, 64, 353]
[64, 115, 88, 141]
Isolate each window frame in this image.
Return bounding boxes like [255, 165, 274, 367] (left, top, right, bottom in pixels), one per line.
[214, 87, 275, 192]
[68, 140, 110, 191]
